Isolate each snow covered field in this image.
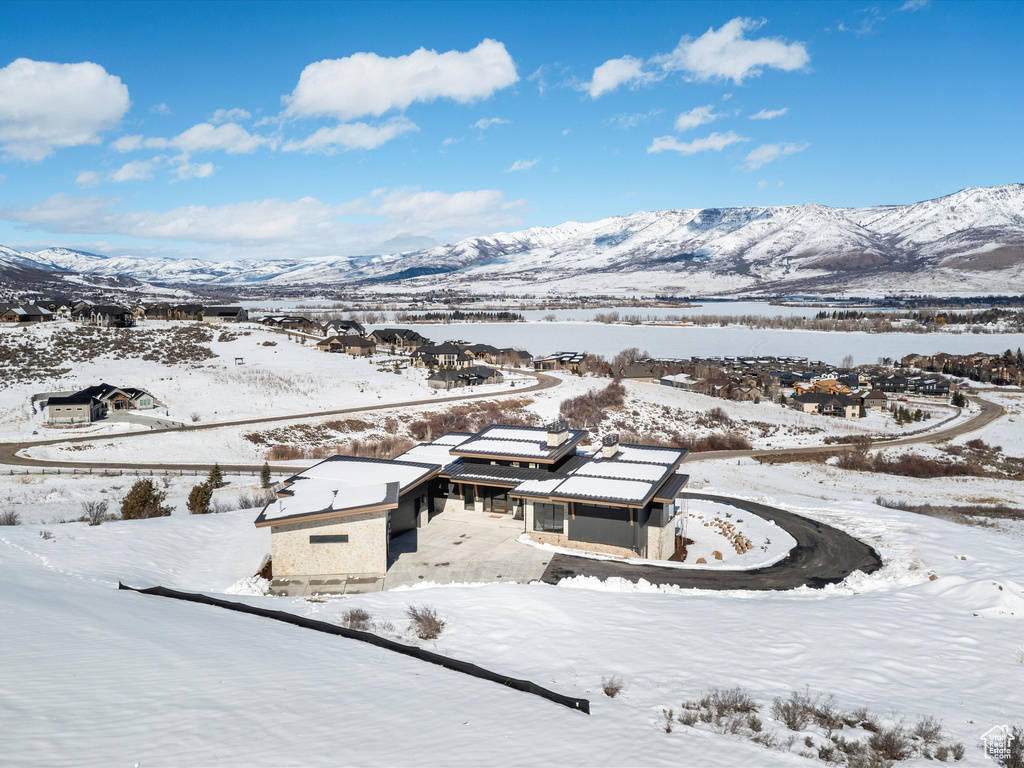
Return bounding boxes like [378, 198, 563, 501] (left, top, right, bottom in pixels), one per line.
[2, 455, 1022, 766]
[0, 321, 530, 443]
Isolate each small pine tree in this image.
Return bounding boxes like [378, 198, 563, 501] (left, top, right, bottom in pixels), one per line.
[208, 463, 224, 489]
[260, 462, 271, 489]
[121, 479, 173, 520]
[187, 482, 214, 515]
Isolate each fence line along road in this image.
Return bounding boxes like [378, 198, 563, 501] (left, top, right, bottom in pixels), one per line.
[0, 387, 1003, 476]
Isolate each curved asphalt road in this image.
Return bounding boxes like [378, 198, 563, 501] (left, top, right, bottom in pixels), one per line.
[684, 395, 1004, 463]
[0, 371, 561, 473]
[541, 492, 883, 590]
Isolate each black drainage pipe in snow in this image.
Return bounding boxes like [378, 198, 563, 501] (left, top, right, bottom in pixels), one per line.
[118, 582, 590, 715]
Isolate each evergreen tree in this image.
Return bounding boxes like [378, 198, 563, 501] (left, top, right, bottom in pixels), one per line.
[208, 463, 224, 488]
[121, 479, 173, 520]
[260, 462, 271, 489]
[187, 482, 214, 515]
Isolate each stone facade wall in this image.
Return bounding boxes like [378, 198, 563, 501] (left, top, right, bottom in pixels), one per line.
[271, 511, 388, 577]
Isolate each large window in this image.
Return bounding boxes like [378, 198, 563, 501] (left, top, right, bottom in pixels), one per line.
[533, 502, 565, 533]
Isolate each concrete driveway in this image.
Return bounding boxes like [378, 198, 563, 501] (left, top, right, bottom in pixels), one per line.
[382, 509, 554, 590]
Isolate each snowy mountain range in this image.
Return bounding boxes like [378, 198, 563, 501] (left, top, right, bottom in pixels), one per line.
[4, 184, 1024, 297]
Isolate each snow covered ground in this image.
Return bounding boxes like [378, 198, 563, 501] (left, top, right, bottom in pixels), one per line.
[3, 448, 1023, 766]
[0, 321, 529, 443]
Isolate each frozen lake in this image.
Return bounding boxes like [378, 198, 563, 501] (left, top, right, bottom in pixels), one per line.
[369, 322, 1024, 367]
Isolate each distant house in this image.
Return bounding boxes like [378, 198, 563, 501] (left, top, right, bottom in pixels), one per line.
[322, 319, 366, 337]
[202, 306, 248, 323]
[861, 391, 888, 411]
[74, 305, 133, 328]
[45, 383, 159, 425]
[259, 315, 320, 334]
[411, 342, 472, 369]
[533, 351, 588, 372]
[368, 328, 429, 352]
[791, 393, 861, 418]
[0, 304, 53, 323]
[315, 335, 376, 356]
[144, 303, 173, 320]
[427, 365, 504, 390]
[660, 373, 696, 390]
[173, 304, 205, 321]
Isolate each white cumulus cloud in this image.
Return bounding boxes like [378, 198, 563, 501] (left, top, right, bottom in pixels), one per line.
[648, 130, 748, 155]
[110, 159, 155, 183]
[282, 116, 418, 154]
[283, 39, 518, 121]
[749, 107, 788, 120]
[0, 58, 130, 161]
[674, 105, 720, 131]
[75, 170, 102, 188]
[659, 18, 809, 83]
[144, 122, 273, 155]
[585, 56, 654, 98]
[504, 158, 538, 172]
[743, 141, 809, 170]
[149, 103, 171, 116]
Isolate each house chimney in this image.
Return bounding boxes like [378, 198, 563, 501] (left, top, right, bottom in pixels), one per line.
[546, 420, 569, 448]
[601, 433, 620, 459]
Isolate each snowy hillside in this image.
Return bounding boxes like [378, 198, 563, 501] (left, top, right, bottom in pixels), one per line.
[5, 184, 1024, 296]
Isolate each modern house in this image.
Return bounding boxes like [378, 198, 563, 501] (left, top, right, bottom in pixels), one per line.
[44, 383, 159, 425]
[533, 351, 589, 372]
[201, 306, 249, 323]
[314, 335, 377, 356]
[860, 390, 888, 411]
[426, 365, 504, 389]
[255, 423, 690, 594]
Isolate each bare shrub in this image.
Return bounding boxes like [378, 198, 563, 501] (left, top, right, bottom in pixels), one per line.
[994, 726, 1021, 768]
[913, 715, 943, 744]
[81, 499, 111, 526]
[558, 382, 626, 429]
[190, 411, 201, 422]
[869, 721, 912, 761]
[602, 676, 623, 698]
[236, 489, 276, 510]
[0, 510, 21, 526]
[341, 608, 373, 631]
[661, 708, 674, 733]
[678, 709, 700, 726]
[771, 688, 817, 731]
[39, 529, 54, 540]
[408, 398, 538, 441]
[702, 686, 761, 717]
[210, 498, 234, 514]
[747, 714, 763, 732]
[814, 694, 845, 731]
[706, 407, 733, 426]
[406, 604, 446, 640]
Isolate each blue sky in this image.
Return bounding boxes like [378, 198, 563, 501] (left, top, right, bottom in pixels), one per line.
[0, 0, 1021, 261]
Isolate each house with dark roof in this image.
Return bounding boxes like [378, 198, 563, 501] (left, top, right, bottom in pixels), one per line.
[72, 305, 133, 328]
[426, 365, 504, 390]
[791, 392, 861, 418]
[411, 342, 473, 369]
[322, 319, 366, 338]
[44, 383, 159, 424]
[314, 335, 376, 356]
[367, 328, 429, 352]
[255, 423, 690, 593]
[201, 306, 248, 323]
[0, 304, 54, 323]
